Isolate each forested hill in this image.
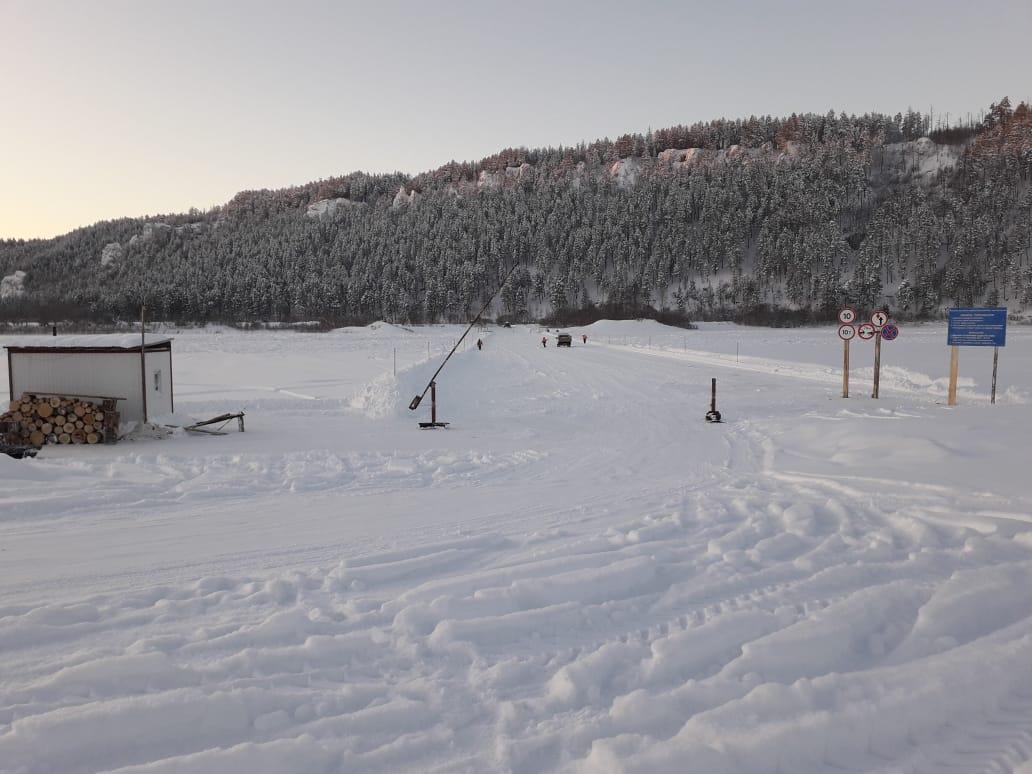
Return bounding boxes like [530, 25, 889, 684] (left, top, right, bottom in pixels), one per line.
[2, 99, 1030, 324]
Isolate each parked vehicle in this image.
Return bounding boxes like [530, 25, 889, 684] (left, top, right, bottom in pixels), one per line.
[556, 333, 573, 347]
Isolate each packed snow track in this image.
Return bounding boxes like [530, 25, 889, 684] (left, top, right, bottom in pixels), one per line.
[2, 321, 1031, 773]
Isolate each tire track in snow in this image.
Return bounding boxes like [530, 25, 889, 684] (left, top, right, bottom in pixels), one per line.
[4, 327, 1032, 772]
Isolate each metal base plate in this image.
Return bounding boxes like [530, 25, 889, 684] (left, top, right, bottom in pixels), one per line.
[418, 422, 450, 429]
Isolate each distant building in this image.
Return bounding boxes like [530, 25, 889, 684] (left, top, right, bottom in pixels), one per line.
[5, 335, 174, 423]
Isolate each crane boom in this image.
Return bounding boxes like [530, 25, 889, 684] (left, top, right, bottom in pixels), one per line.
[409, 263, 519, 411]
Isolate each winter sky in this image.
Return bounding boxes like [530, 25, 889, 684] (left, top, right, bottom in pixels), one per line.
[2, 0, 1029, 240]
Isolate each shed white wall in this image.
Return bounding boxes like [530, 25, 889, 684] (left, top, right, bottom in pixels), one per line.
[10, 350, 173, 424]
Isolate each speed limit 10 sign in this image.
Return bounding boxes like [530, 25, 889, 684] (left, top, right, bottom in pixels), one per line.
[838, 307, 857, 325]
[838, 324, 856, 341]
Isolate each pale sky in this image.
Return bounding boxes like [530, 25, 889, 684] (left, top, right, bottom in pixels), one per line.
[1, 0, 1029, 240]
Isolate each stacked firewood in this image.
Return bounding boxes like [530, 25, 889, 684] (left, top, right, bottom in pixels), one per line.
[0, 394, 119, 447]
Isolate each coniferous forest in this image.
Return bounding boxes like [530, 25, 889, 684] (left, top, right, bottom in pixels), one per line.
[1, 99, 1030, 325]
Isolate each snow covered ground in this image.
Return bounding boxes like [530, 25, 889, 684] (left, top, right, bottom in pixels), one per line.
[2, 320, 1032, 773]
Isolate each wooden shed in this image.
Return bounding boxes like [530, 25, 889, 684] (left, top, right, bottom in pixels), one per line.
[5, 335, 174, 424]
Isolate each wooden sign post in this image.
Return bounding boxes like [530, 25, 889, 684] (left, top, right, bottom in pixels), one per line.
[948, 345, 960, 406]
[843, 338, 850, 398]
[837, 307, 857, 398]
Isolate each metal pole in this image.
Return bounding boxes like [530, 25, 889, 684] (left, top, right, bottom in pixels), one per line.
[430, 381, 437, 424]
[711, 378, 717, 413]
[140, 305, 149, 424]
[842, 338, 850, 398]
[872, 332, 881, 399]
[991, 346, 999, 405]
[393, 348, 396, 377]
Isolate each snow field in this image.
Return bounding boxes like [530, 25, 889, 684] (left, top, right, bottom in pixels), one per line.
[1, 321, 1032, 772]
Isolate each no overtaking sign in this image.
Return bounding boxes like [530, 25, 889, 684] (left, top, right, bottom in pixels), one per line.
[837, 306, 899, 400]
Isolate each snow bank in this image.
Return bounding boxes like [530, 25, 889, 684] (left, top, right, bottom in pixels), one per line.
[2, 323, 1032, 772]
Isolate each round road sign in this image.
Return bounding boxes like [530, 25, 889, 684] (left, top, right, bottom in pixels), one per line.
[837, 323, 856, 341]
[838, 307, 858, 325]
[881, 323, 899, 341]
[857, 323, 876, 340]
[871, 310, 889, 328]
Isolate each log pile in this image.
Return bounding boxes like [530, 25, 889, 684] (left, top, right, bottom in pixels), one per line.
[0, 394, 119, 447]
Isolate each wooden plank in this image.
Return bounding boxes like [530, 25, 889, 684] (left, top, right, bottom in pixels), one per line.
[948, 345, 959, 406]
[842, 339, 849, 398]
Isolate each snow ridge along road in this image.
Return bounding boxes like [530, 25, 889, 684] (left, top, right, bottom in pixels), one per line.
[1, 321, 1031, 773]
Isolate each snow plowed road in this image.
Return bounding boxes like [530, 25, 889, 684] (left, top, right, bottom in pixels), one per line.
[2, 322, 1031, 773]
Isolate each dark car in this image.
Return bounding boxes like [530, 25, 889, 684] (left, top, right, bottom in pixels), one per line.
[556, 333, 572, 347]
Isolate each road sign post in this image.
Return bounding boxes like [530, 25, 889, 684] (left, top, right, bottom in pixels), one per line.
[837, 322, 856, 397]
[836, 308, 897, 400]
[843, 339, 850, 397]
[837, 309, 857, 398]
[991, 347, 999, 405]
[869, 311, 889, 399]
[946, 308, 1007, 406]
[872, 331, 882, 399]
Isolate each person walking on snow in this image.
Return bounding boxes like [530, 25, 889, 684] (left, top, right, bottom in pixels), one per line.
[476, 338, 483, 351]
[582, 334, 588, 344]
[541, 336, 547, 348]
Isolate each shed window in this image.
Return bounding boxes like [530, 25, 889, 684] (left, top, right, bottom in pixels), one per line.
[153, 370, 163, 393]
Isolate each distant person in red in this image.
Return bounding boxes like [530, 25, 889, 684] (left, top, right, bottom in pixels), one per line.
[476, 338, 483, 351]
[541, 336, 547, 348]
[582, 334, 587, 344]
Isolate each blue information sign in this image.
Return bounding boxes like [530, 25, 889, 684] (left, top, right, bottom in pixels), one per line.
[947, 308, 1007, 347]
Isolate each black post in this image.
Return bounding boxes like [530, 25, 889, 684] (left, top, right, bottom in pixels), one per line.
[431, 381, 437, 425]
[872, 332, 882, 399]
[991, 347, 999, 405]
[705, 378, 722, 422]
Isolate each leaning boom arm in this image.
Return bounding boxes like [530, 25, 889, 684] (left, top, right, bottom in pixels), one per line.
[409, 263, 519, 411]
